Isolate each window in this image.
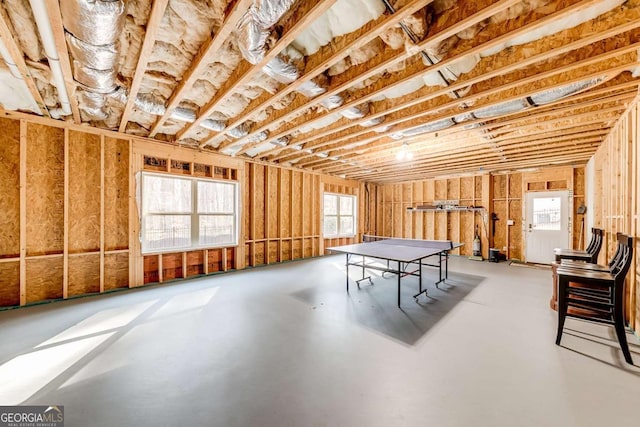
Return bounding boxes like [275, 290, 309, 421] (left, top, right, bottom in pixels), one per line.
[323, 193, 357, 237]
[141, 173, 238, 253]
[532, 197, 561, 230]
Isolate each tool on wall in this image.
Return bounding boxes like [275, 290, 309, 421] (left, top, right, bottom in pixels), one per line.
[577, 204, 587, 249]
[491, 212, 499, 237]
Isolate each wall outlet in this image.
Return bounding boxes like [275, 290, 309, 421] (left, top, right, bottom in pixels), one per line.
[503, 246, 507, 252]
[507, 219, 515, 226]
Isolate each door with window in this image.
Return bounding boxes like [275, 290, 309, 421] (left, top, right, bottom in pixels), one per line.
[525, 191, 570, 263]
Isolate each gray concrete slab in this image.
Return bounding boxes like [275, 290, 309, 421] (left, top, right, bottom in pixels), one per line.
[0, 256, 639, 427]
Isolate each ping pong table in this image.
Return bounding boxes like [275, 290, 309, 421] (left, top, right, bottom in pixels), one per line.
[327, 235, 463, 307]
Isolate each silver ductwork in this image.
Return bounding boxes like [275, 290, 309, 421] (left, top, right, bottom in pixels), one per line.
[60, 0, 125, 121]
[237, 0, 297, 64]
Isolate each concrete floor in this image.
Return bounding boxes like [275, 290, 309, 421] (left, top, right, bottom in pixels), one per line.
[0, 255, 639, 427]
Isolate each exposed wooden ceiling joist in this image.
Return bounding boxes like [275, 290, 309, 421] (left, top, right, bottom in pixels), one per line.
[236, 0, 611, 157]
[44, 0, 80, 123]
[146, 0, 256, 137]
[205, 0, 520, 150]
[173, 0, 340, 141]
[118, 0, 170, 132]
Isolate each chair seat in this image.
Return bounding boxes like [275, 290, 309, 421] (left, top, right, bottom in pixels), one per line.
[559, 259, 610, 271]
[554, 248, 590, 256]
[556, 268, 614, 282]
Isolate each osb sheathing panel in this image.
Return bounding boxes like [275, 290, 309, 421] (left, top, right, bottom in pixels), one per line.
[104, 137, 129, 250]
[435, 212, 447, 240]
[447, 179, 459, 200]
[254, 241, 265, 265]
[434, 180, 446, 200]
[0, 262, 20, 306]
[162, 253, 183, 280]
[69, 131, 100, 253]
[303, 239, 312, 258]
[0, 117, 20, 257]
[302, 174, 312, 236]
[281, 240, 291, 260]
[208, 249, 223, 272]
[493, 175, 506, 199]
[104, 253, 129, 290]
[474, 177, 482, 201]
[243, 167, 250, 240]
[143, 255, 159, 284]
[293, 239, 302, 259]
[493, 200, 507, 252]
[267, 166, 278, 239]
[26, 257, 63, 303]
[187, 251, 204, 277]
[278, 169, 289, 239]
[573, 167, 585, 195]
[460, 212, 473, 256]
[509, 173, 523, 199]
[292, 172, 302, 237]
[254, 164, 265, 240]
[460, 177, 474, 200]
[268, 241, 278, 263]
[26, 124, 64, 256]
[509, 200, 523, 261]
[226, 248, 234, 270]
[68, 255, 100, 297]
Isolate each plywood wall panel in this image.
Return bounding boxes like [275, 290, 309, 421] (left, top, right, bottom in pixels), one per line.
[0, 118, 20, 258]
[278, 169, 290, 239]
[69, 131, 101, 253]
[104, 253, 129, 290]
[268, 166, 279, 239]
[104, 137, 129, 250]
[493, 200, 507, 252]
[68, 255, 100, 296]
[293, 171, 303, 237]
[0, 262, 20, 306]
[26, 257, 63, 303]
[26, 124, 64, 256]
[186, 251, 204, 277]
[254, 164, 265, 240]
[509, 200, 523, 261]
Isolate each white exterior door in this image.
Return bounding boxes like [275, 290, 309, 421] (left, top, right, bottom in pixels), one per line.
[525, 190, 570, 263]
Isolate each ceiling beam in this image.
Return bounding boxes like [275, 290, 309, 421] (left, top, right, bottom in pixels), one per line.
[173, 0, 339, 141]
[313, 105, 627, 173]
[0, 8, 50, 117]
[118, 0, 169, 132]
[44, 0, 81, 123]
[237, 0, 613, 157]
[205, 0, 520, 149]
[146, 0, 256, 137]
[296, 80, 640, 166]
[275, 47, 640, 164]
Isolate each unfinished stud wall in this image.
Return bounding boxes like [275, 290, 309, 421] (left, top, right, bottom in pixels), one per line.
[593, 94, 639, 333]
[372, 175, 491, 258]
[0, 117, 130, 307]
[243, 162, 324, 267]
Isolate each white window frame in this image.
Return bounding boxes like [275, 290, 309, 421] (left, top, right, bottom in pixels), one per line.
[323, 192, 357, 238]
[140, 172, 239, 254]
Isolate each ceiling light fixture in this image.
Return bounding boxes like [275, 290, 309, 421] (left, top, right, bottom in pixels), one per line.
[396, 142, 414, 161]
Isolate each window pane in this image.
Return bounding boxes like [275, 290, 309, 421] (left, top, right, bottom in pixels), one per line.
[533, 197, 561, 230]
[200, 215, 235, 245]
[198, 181, 235, 214]
[324, 216, 337, 236]
[339, 196, 353, 215]
[340, 217, 354, 235]
[143, 175, 191, 213]
[324, 194, 337, 215]
[144, 215, 191, 250]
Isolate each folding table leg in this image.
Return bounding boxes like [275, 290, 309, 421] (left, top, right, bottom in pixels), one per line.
[397, 261, 401, 307]
[345, 254, 349, 293]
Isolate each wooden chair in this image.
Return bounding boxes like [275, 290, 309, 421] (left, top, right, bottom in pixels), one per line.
[555, 233, 634, 364]
[554, 228, 603, 264]
[549, 233, 623, 310]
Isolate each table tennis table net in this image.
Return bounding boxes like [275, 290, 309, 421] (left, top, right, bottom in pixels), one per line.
[362, 234, 453, 250]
